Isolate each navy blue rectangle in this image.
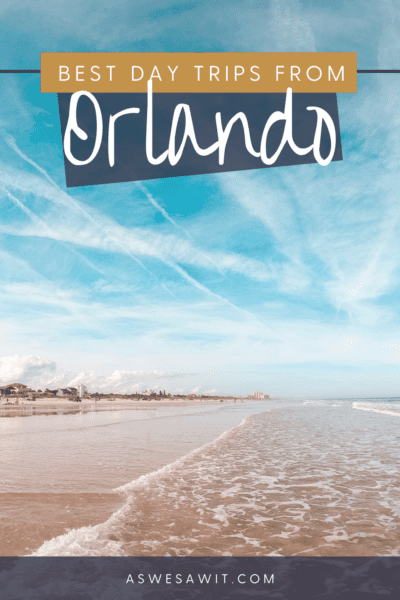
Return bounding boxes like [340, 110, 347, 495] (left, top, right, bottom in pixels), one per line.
[1, 557, 399, 599]
[58, 92, 342, 188]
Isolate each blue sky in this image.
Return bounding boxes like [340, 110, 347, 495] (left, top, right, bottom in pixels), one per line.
[1, 0, 400, 396]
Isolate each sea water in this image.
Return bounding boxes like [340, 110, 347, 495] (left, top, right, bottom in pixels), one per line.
[0, 400, 269, 555]
[1, 398, 400, 556]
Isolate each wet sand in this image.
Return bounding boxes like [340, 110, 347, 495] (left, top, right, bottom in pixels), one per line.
[0, 396, 242, 417]
[103, 484, 395, 557]
[4, 399, 399, 558]
[0, 493, 122, 556]
[1, 398, 266, 556]
[28, 401, 400, 558]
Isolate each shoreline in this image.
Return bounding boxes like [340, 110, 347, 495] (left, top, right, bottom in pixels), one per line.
[0, 396, 259, 414]
[0, 397, 268, 556]
[0, 492, 123, 557]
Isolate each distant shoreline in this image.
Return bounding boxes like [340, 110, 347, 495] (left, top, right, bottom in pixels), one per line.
[0, 396, 264, 413]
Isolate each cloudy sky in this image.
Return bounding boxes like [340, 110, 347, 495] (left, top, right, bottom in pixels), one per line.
[1, 0, 400, 396]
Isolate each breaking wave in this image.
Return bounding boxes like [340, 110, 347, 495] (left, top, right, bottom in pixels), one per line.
[31, 401, 400, 557]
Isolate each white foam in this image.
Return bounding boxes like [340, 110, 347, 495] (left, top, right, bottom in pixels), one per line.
[353, 402, 400, 417]
[30, 400, 400, 557]
[30, 413, 256, 556]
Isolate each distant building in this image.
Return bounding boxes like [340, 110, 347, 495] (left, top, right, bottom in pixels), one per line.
[253, 391, 269, 399]
[12, 383, 29, 392]
[56, 387, 77, 397]
[0, 385, 13, 396]
[77, 384, 87, 397]
[0, 383, 30, 396]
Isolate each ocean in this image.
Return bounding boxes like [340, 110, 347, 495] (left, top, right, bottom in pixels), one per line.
[1, 398, 400, 557]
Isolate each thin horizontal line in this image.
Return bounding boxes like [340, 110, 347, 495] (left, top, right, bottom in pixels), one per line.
[0, 69, 40, 73]
[0, 68, 399, 75]
[357, 69, 400, 73]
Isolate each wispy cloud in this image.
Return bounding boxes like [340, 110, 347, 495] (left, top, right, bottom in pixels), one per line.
[0, 150, 288, 290]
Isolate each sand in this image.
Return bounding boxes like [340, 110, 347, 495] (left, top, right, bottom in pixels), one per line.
[0, 493, 122, 556]
[0, 396, 244, 415]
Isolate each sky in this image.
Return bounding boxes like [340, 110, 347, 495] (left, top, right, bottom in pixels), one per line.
[1, 0, 400, 396]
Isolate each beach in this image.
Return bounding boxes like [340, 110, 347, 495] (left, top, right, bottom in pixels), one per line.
[1, 398, 400, 557]
[0, 398, 266, 556]
[0, 396, 238, 411]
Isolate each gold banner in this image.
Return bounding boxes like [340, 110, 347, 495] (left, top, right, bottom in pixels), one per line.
[41, 52, 357, 93]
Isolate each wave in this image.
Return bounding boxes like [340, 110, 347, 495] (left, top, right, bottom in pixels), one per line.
[353, 402, 400, 417]
[30, 401, 400, 557]
[30, 412, 259, 556]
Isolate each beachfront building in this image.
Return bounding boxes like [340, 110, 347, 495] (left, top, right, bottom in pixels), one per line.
[0, 385, 14, 396]
[77, 384, 87, 397]
[45, 389, 58, 396]
[0, 383, 30, 396]
[253, 391, 269, 399]
[56, 387, 78, 397]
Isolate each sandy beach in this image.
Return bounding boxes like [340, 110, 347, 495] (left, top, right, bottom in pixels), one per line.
[2, 398, 400, 557]
[0, 398, 267, 556]
[0, 396, 246, 420]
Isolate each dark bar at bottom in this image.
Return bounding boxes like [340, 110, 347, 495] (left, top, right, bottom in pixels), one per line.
[1, 556, 400, 599]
